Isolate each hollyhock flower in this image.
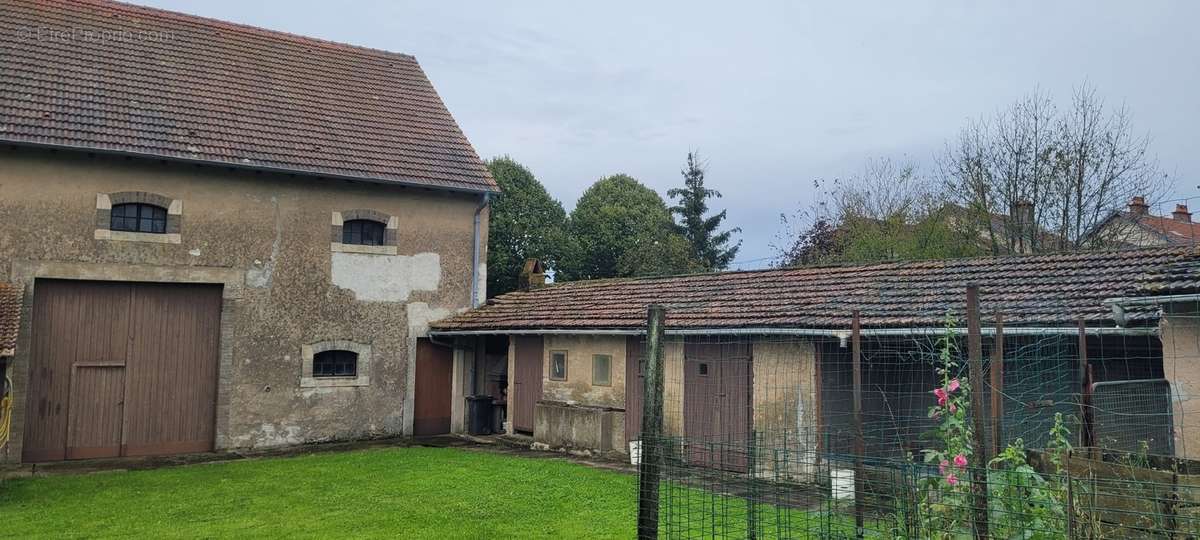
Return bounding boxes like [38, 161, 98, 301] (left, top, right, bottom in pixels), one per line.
[947, 379, 961, 393]
[939, 460, 949, 475]
[954, 454, 968, 469]
[949, 403, 957, 414]
[934, 387, 948, 406]
[946, 473, 958, 486]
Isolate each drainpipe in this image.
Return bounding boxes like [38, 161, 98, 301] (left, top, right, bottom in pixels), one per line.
[470, 193, 491, 308]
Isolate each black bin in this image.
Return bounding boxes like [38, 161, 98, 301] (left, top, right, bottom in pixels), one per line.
[466, 395, 494, 435]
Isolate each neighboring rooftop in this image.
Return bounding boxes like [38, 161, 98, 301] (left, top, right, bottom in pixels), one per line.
[0, 0, 497, 193]
[0, 283, 23, 356]
[1102, 197, 1200, 246]
[431, 246, 1200, 332]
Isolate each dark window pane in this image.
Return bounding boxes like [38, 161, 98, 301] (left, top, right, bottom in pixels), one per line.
[313, 349, 358, 378]
[342, 219, 385, 246]
[111, 203, 168, 234]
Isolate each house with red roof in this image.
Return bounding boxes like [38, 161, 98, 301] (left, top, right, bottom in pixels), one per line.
[1085, 196, 1200, 247]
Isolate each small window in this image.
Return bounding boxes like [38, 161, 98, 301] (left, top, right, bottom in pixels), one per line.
[110, 203, 167, 233]
[313, 350, 358, 377]
[342, 219, 386, 246]
[549, 350, 568, 381]
[698, 362, 709, 376]
[592, 354, 612, 386]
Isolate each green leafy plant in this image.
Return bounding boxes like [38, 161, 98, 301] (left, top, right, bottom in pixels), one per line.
[916, 314, 975, 538]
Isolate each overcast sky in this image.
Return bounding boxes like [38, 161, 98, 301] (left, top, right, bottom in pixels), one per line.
[144, 0, 1200, 269]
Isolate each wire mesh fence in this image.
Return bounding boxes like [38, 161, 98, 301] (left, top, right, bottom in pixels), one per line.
[634, 290, 1200, 538]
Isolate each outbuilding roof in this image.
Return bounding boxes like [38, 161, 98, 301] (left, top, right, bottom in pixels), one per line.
[0, 284, 23, 356]
[0, 0, 497, 193]
[431, 246, 1200, 333]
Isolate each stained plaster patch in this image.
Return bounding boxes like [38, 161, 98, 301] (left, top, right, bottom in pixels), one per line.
[331, 252, 440, 302]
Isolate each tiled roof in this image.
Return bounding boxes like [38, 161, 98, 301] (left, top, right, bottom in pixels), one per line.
[431, 247, 1200, 332]
[0, 283, 22, 355]
[1127, 213, 1200, 246]
[0, 0, 497, 193]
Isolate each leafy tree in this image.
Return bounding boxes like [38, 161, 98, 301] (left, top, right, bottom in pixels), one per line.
[773, 160, 981, 266]
[668, 152, 741, 270]
[560, 174, 695, 280]
[485, 156, 569, 297]
[773, 217, 843, 267]
[616, 229, 704, 277]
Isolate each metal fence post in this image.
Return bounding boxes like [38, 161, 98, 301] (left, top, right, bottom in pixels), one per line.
[637, 304, 667, 540]
[991, 311, 1004, 458]
[965, 285, 990, 540]
[851, 310, 865, 539]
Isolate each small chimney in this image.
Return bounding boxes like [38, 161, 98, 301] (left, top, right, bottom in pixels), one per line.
[1011, 200, 1035, 253]
[1173, 204, 1192, 223]
[1128, 196, 1150, 216]
[518, 259, 546, 291]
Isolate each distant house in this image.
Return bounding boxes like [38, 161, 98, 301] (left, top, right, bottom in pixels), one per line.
[0, 0, 497, 463]
[1085, 196, 1200, 247]
[431, 247, 1200, 469]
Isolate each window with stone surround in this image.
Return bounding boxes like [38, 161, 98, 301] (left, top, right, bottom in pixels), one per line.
[301, 340, 371, 387]
[331, 209, 398, 255]
[95, 191, 182, 244]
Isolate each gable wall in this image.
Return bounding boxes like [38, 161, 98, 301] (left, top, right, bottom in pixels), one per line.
[0, 147, 486, 461]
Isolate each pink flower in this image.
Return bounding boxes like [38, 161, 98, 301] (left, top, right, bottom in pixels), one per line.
[934, 387, 948, 406]
[939, 460, 949, 475]
[949, 403, 957, 414]
[954, 454, 968, 469]
[947, 379, 960, 393]
[945, 473, 958, 486]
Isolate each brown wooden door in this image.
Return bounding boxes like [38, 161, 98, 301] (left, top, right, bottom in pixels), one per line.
[683, 340, 752, 472]
[66, 365, 125, 460]
[24, 280, 222, 462]
[122, 283, 222, 456]
[24, 280, 132, 462]
[511, 336, 543, 433]
[413, 338, 453, 436]
[625, 337, 644, 443]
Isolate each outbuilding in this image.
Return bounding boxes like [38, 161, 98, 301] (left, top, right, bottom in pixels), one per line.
[431, 247, 1200, 471]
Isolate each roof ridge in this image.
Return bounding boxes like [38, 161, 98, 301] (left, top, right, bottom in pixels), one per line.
[529, 245, 1192, 294]
[66, 0, 416, 61]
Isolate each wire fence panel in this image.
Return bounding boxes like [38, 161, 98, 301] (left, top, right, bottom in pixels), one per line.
[634, 297, 1200, 539]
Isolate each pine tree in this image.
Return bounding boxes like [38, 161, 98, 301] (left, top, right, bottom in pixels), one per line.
[668, 152, 741, 270]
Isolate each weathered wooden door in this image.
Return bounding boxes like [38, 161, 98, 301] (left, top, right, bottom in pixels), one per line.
[122, 283, 222, 456]
[511, 336, 543, 433]
[24, 280, 132, 462]
[65, 365, 125, 460]
[413, 338, 453, 436]
[624, 337, 644, 443]
[683, 340, 752, 472]
[24, 279, 222, 462]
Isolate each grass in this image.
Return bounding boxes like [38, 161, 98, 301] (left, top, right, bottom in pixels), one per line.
[0, 447, 638, 539]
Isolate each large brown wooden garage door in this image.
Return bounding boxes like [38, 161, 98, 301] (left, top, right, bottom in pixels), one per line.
[23, 280, 222, 462]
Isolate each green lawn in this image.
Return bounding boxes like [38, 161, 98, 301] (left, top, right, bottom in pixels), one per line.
[0, 447, 638, 539]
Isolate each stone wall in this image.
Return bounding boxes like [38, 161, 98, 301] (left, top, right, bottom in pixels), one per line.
[1162, 309, 1200, 459]
[541, 334, 627, 409]
[533, 401, 624, 458]
[0, 147, 485, 462]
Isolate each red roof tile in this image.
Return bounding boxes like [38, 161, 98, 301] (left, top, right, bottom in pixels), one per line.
[0, 283, 22, 355]
[0, 0, 497, 193]
[431, 247, 1200, 332]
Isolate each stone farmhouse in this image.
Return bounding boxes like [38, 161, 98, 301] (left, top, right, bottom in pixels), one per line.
[0, 0, 495, 462]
